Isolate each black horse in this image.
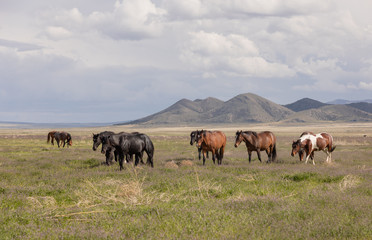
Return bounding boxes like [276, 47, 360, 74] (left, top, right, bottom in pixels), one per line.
[93, 131, 119, 165]
[92, 131, 145, 165]
[190, 130, 209, 160]
[101, 132, 154, 170]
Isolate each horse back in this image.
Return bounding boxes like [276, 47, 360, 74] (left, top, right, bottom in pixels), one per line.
[209, 131, 226, 147]
[257, 131, 276, 149]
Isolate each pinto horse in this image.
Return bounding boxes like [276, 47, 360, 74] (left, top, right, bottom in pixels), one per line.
[234, 131, 277, 163]
[190, 130, 209, 160]
[47, 131, 57, 145]
[54, 132, 72, 148]
[298, 132, 315, 161]
[195, 130, 226, 165]
[291, 132, 336, 164]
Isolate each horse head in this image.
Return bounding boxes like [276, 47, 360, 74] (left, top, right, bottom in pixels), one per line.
[234, 130, 244, 148]
[67, 133, 72, 146]
[291, 139, 301, 157]
[190, 131, 197, 145]
[195, 130, 204, 148]
[92, 133, 100, 151]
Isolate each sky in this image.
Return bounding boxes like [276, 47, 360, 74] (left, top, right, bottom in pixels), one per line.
[1, 0, 372, 123]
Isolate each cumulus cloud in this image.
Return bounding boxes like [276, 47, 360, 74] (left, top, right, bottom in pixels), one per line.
[162, 0, 332, 19]
[41, 0, 166, 40]
[181, 31, 294, 78]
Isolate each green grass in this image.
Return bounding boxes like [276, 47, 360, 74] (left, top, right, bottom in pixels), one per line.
[0, 126, 371, 239]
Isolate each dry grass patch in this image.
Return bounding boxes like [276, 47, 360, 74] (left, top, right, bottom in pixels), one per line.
[339, 174, 361, 191]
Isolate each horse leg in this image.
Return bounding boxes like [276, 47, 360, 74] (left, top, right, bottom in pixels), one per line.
[106, 150, 114, 165]
[119, 153, 125, 171]
[248, 151, 252, 163]
[219, 146, 224, 165]
[202, 150, 206, 165]
[211, 150, 216, 164]
[134, 154, 140, 167]
[257, 151, 262, 163]
[140, 151, 145, 164]
[265, 149, 271, 163]
[198, 147, 202, 160]
[56, 139, 60, 148]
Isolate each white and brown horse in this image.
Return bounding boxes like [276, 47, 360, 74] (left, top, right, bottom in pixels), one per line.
[234, 131, 277, 163]
[291, 132, 336, 164]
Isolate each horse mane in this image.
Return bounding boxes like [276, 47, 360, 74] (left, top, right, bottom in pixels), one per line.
[244, 131, 258, 138]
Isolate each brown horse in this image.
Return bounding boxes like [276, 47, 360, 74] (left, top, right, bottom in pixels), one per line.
[54, 131, 73, 148]
[195, 130, 226, 165]
[47, 131, 57, 145]
[234, 130, 277, 163]
[291, 132, 336, 164]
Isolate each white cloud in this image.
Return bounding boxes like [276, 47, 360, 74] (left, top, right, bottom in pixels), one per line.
[181, 31, 294, 78]
[359, 82, 372, 90]
[44, 26, 72, 40]
[41, 0, 167, 40]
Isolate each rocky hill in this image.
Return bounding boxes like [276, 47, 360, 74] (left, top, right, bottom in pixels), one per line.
[284, 98, 329, 112]
[120, 93, 372, 125]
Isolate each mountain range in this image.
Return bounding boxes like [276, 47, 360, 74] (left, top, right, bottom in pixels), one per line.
[122, 93, 372, 125]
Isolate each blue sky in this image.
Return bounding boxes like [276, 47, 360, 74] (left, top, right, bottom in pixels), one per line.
[1, 0, 372, 123]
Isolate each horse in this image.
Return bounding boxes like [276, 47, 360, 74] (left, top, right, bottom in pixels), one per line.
[101, 133, 154, 170]
[54, 132, 72, 148]
[291, 132, 336, 164]
[190, 130, 209, 160]
[234, 130, 277, 163]
[195, 130, 226, 165]
[93, 131, 145, 165]
[298, 132, 315, 161]
[47, 131, 57, 145]
[93, 131, 119, 165]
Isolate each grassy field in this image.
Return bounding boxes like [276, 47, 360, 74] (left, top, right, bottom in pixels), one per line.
[0, 123, 371, 239]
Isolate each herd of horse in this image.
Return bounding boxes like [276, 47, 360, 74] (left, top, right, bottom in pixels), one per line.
[47, 129, 336, 170]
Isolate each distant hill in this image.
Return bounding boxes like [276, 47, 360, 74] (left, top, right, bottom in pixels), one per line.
[119, 93, 372, 125]
[284, 98, 329, 112]
[346, 102, 372, 114]
[282, 105, 372, 123]
[327, 99, 372, 104]
[126, 93, 293, 125]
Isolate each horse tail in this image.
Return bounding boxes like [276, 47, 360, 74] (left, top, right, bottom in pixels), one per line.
[47, 133, 50, 143]
[328, 134, 336, 153]
[272, 143, 277, 162]
[330, 145, 336, 152]
[144, 135, 155, 167]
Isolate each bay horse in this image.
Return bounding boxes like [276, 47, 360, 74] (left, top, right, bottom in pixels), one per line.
[234, 131, 277, 163]
[190, 130, 209, 160]
[47, 131, 57, 145]
[195, 130, 226, 165]
[54, 132, 72, 148]
[291, 132, 336, 164]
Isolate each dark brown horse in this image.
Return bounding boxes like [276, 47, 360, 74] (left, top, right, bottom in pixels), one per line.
[47, 131, 57, 145]
[291, 132, 336, 164]
[54, 132, 72, 148]
[195, 130, 226, 165]
[234, 131, 277, 163]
